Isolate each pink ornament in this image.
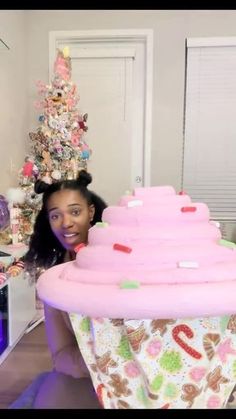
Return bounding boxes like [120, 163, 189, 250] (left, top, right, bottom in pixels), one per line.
[81, 143, 89, 151]
[46, 99, 54, 107]
[71, 84, 76, 95]
[36, 80, 45, 90]
[71, 132, 80, 146]
[35, 80, 47, 94]
[22, 161, 33, 177]
[67, 97, 75, 110]
[45, 107, 55, 116]
[34, 100, 43, 110]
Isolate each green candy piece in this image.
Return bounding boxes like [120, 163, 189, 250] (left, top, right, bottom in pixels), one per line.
[219, 239, 236, 249]
[95, 222, 108, 228]
[120, 280, 140, 289]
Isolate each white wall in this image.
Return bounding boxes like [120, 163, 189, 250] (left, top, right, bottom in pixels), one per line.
[2, 10, 236, 194]
[25, 10, 236, 192]
[0, 10, 28, 193]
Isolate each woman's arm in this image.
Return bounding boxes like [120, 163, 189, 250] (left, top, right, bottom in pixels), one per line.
[44, 303, 90, 378]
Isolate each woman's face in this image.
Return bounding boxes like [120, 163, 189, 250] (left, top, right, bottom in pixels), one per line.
[47, 189, 95, 251]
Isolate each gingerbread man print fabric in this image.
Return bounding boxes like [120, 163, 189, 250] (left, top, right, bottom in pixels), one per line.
[69, 314, 236, 409]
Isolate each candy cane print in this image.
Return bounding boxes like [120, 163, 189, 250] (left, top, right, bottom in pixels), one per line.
[96, 384, 105, 407]
[172, 324, 202, 359]
[161, 403, 170, 409]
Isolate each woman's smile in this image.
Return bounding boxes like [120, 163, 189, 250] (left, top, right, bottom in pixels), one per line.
[62, 232, 80, 244]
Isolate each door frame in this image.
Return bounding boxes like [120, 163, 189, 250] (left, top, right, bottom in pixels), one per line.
[49, 29, 153, 186]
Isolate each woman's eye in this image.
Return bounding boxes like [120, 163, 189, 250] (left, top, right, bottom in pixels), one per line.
[72, 209, 80, 216]
[50, 213, 59, 221]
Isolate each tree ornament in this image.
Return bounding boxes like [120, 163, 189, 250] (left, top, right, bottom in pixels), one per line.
[51, 170, 62, 181]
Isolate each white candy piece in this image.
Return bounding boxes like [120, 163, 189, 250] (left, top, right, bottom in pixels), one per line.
[127, 200, 143, 208]
[209, 220, 220, 228]
[177, 261, 199, 269]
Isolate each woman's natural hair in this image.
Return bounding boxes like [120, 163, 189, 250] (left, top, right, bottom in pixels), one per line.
[24, 170, 107, 271]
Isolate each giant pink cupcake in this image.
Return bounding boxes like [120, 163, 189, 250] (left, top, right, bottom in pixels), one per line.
[37, 185, 236, 319]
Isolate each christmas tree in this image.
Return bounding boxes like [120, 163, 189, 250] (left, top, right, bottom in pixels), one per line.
[10, 47, 91, 244]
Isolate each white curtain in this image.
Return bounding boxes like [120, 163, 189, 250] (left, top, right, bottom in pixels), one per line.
[183, 37, 236, 220]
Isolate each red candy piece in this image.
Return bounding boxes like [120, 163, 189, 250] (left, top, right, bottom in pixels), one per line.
[74, 243, 86, 253]
[113, 243, 132, 253]
[181, 206, 197, 213]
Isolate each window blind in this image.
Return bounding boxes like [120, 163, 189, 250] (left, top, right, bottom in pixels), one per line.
[182, 38, 236, 220]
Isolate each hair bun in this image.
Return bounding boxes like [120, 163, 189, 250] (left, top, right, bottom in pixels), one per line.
[77, 170, 92, 188]
[34, 179, 51, 194]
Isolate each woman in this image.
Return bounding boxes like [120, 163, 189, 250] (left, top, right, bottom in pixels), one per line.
[23, 170, 107, 409]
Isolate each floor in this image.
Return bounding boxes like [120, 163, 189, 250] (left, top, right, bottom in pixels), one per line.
[0, 323, 52, 409]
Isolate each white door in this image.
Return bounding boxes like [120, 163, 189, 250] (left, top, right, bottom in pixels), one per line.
[49, 30, 153, 204]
